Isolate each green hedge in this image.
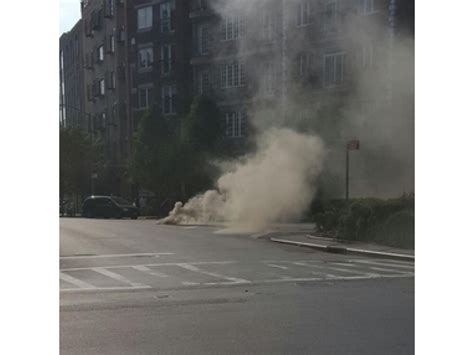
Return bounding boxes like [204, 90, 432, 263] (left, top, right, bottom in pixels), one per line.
[314, 194, 414, 249]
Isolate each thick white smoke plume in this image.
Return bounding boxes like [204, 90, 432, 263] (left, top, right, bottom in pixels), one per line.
[159, 128, 325, 231]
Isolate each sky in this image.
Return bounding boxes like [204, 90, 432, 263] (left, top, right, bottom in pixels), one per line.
[59, 0, 81, 35]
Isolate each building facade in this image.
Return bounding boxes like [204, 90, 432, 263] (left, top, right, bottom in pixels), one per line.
[81, 0, 130, 164]
[126, 0, 193, 133]
[60, 19, 86, 130]
[60, 0, 414, 198]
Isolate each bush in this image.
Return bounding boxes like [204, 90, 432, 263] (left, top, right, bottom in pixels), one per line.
[314, 194, 414, 249]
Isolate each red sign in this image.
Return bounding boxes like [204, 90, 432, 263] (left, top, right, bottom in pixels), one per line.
[346, 140, 360, 150]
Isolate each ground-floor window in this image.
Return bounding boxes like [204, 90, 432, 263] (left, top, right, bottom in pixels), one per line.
[225, 111, 245, 138]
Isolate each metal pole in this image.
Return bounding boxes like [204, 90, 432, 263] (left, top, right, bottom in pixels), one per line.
[345, 148, 349, 201]
[91, 177, 95, 196]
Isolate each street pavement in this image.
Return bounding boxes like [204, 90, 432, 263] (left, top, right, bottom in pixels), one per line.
[60, 218, 414, 355]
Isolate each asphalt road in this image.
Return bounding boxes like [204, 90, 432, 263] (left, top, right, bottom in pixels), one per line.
[60, 218, 414, 355]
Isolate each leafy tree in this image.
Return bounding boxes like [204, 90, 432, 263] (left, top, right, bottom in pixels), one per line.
[129, 96, 223, 204]
[60, 127, 103, 200]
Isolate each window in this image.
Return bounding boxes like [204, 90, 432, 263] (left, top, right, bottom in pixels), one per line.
[105, 0, 114, 17]
[324, 1, 338, 33]
[101, 112, 107, 128]
[197, 70, 210, 95]
[161, 44, 175, 75]
[97, 45, 104, 62]
[99, 79, 105, 95]
[138, 47, 153, 70]
[137, 6, 153, 30]
[324, 52, 345, 87]
[263, 11, 275, 41]
[221, 61, 245, 88]
[361, 43, 374, 68]
[160, 1, 176, 33]
[162, 85, 177, 114]
[297, 52, 312, 77]
[109, 35, 115, 53]
[198, 25, 209, 55]
[138, 86, 153, 109]
[220, 14, 242, 41]
[130, 65, 137, 91]
[225, 112, 245, 138]
[262, 62, 275, 95]
[296, 1, 311, 27]
[109, 0, 114, 16]
[358, 0, 375, 14]
[108, 71, 116, 89]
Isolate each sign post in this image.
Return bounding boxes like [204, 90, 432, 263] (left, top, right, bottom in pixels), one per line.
[345, 139, 360, 201]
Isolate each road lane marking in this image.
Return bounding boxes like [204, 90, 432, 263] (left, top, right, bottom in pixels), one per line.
[132, 265, 169, 277]
[332, 262, 413, 275]
[61, 286, 151, 293]
[60, 272, 96, 289]
[265, 263, 289, 270]
[292, 261, 379, 278]
[60, 261, 237, 272]
[91, 267, 147, 287]
[368, 266, 413, 275]
[60, 252, 174, 260]
[176, 263, 250, 284]
[350, 259, 414, 269]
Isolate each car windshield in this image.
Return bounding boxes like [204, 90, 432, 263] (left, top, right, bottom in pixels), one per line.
[111, 197, 131, 205]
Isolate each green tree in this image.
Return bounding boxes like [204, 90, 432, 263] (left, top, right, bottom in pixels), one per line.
[60, 127, 103, 200]
[129, 96, 223, 204]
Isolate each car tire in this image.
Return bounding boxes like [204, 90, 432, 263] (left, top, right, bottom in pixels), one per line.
[131, 216, 138, 220]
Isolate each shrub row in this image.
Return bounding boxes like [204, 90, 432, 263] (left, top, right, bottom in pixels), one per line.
[314, 194, 414, 249]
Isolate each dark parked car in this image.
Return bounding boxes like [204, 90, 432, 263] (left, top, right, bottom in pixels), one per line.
[82, 196, 139, 219]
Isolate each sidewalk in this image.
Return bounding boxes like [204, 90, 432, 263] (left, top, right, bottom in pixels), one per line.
[269, 233, 414, 261]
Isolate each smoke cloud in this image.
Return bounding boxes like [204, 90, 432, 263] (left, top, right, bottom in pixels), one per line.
[160, 127, 325, 231]
[159, 0, 414, 228]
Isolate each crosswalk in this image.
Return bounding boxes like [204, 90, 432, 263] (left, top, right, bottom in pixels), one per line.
[60, 258, 414, 292]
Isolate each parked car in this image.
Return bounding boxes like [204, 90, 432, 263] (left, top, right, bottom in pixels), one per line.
[82, 196, 139, 219]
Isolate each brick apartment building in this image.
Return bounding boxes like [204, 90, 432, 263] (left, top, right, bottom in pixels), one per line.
[60, 0, 413, 198]
[81, 0, 130, 163]
[125, 0, 193, 133]
[189, 0, 413, 139]
[60, 19, 86, 130]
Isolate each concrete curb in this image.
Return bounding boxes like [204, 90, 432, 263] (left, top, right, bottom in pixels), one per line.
[270, 238, 415, 261]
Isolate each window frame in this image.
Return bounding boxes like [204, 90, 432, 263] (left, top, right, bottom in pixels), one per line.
[97, 45, 104, 63]
[137, 6, 153, 31]
[109, 35, 115, 53]
[323, 0, 338, 33]
[225, 112, 245, 138]
[138, 85, 153, 110]
[160, 44, 174, 75]
[198, 25, 209, 55]
[220, 14, 242, 41]
[138, 46, 154, 71]
[99, 79, 105, 96]
[323, 51, 345, 88]
[161, 85, 177, 115]
[221, 61, 246, 88]
[296, 1, 311, 27]
[160, 1, 176, 33]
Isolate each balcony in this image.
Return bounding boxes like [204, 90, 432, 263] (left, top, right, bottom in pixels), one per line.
[189, 7, 213, 19]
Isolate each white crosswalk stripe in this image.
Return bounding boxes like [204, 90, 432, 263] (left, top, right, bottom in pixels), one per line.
[91, 267, 147, 288]
[60, 259, 414, 293]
